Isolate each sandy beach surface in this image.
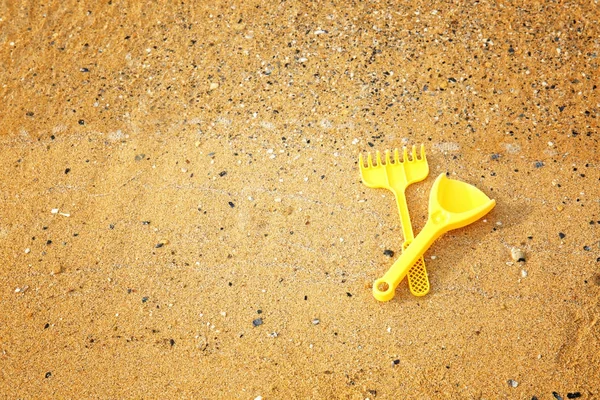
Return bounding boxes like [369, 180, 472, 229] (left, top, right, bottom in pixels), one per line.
[1, 1, 599, 398]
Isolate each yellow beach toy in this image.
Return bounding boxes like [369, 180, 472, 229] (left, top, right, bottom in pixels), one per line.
[373, 173, 496, 302]
[359, 145, 431, 296]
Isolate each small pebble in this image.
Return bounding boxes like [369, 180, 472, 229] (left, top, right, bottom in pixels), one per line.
[228, 201, 235, 208]
[24, 248, 30, 254]
[507, 379, 518, 388]
[521, 269, 528, 278]
[45, 372, 52, 378]
[567, 393, 581, 399]
[51, 208, 59, 214]
[392, 359, 400, 365]
[252, 318, 263, 327]
[383, 249, 394, 257]
[511, 247, 526, 262]
[134, 153, 145, 161]
[312, 318, 320, 325]
[559, 232, 566, 239]
[553, 392, 564, 400]
[209, 82, 219, 90]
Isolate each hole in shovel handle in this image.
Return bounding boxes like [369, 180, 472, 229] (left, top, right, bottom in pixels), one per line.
[373, 278, 395, 302]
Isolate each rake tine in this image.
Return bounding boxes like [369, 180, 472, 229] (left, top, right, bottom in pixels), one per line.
[375, 151, 382, 166]
[420, 144, 426, 161]
[411, 145, 417, 162]
[394, 149, 400, 164]
[359, 153, 364, 168]
[402, 147, 409, 163]
[385, 150, 391, 165]
[367, 152, 373, 168]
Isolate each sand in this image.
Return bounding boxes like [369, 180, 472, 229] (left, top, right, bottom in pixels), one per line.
[1, 1, 599, 398]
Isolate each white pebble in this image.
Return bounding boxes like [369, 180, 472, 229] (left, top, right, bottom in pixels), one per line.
[274, 198, 281, 202]
[511, 247, 526, 262]
[312, 318, 320, 325]
[521, 269, 528, 278]
[430, 255, 437, 260]
[254, 397, 263, 400]
[51, 208, 59, 214]
[59, 212, 70, 217]
[24, 248, 31, 254]
[220, 311, 227, 317]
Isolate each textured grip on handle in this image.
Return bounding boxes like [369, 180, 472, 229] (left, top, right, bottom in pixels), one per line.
[405, 241, 430, 296]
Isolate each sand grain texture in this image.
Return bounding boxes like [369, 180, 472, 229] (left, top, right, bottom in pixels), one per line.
[1, 1, 599, 399]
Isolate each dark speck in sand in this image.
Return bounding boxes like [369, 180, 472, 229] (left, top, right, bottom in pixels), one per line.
[553, 392, 564, 400]
[383, 249, 395, 257]
[535, 161, 544, 168]
[45, 372, 52, 378]
[559, 232, 566, 239]
[253, 318, 263, 327]
[228, 201, 235, 208]
[567, 393, 581, 399]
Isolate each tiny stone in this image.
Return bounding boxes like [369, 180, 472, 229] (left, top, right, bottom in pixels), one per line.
[511, 247, 526, 262]
[142, 297, 149, 303]
[24, 248, 30, 254]
[392, 359, 400, 365]
[65, 168, 71, 174]
[567, 393, 582, 399]
[218, 171, 227, 177]
[228, 201, 235, 208]
[252, 318, 263, 327]
[220, 311, 226, 317]
[559, 232, 566, 239]
[78, 119, 85, 125]
[507, 379, 518, 388]
[50, 265, 63, 275]
[51, 208, 59, 214]
[45, 372, 52, 378]
[134, 153, 145, 161]
[80, 67, 89, 72]
[521, 269, 528, 278]
[383, 249, 394, 257]
[553, 392, 564, 400]
[209, 82, 219, 90]
[534, 161, 544, 168]
[583, 245, 591, 251]
[312, 318, 320, 325]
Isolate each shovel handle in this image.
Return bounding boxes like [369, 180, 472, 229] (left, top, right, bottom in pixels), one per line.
[373, 219, 444, 301]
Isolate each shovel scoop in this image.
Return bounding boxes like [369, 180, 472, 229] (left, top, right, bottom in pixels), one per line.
[373, 173, 496, 302]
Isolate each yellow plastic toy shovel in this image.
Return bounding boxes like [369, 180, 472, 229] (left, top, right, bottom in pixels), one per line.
[373, 173, 496, 302]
